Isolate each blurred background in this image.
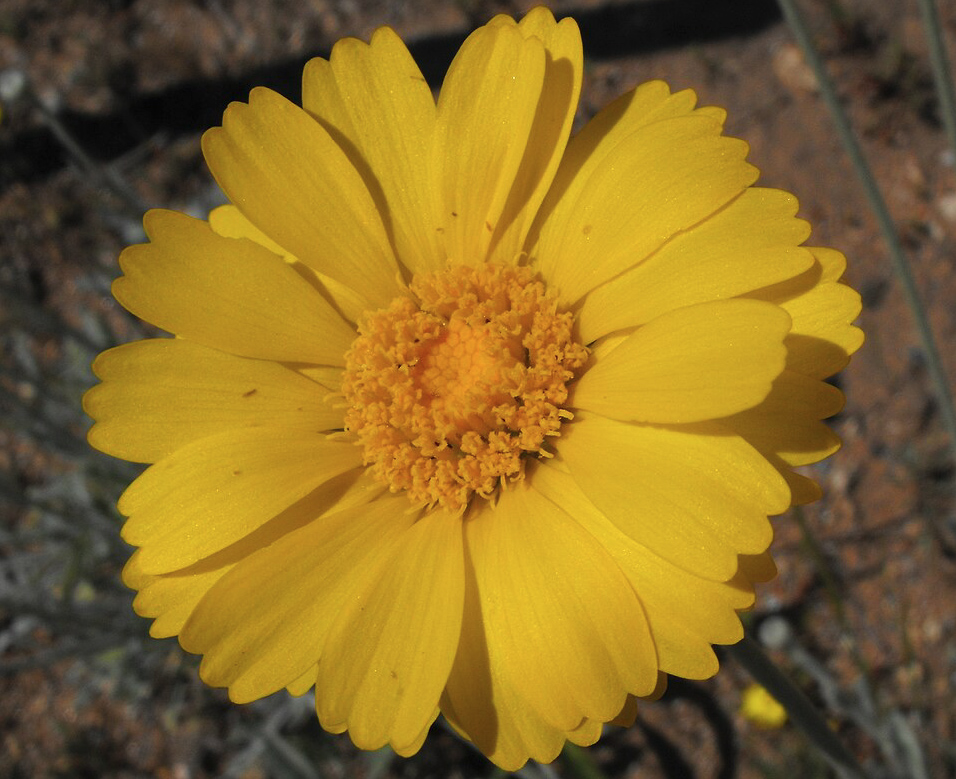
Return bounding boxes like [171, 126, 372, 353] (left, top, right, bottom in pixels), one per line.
[1, 0, 954, 776]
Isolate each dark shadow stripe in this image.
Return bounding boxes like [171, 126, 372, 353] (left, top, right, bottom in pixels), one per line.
[0, 0, 781, 191]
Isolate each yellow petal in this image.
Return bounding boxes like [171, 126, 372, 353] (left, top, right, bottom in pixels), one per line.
[747, 247, 863, 379]
[308, 28, 444, 277]
[202, 87, 402, 309]
[287, 665, 317, 697]
[433, 22, 545, 265]
[484, 8, 583, 265]
[610, 694, 641, 726]
[565, 718, 603, 747]
[123, 550, 239, 640]
[208, 204, 368, 325]
[207, 202, 286, 255]
[316, 509, 464, 754]
[300, 55, 354, 139]
[533, 80, 701, 210]
[392, 715, 437, 758]
[723, 371, 844, 466]
[641, 675, 670, 703]
[785, 468, 824, 504]
[124, 548, 234, 642]
[576, 188, 814, 342]
[533, 113, 757, 306]
[696, 105, 728, 124]
[120, 429, 363, 573]
[530, 81, 700, 247]
[180, 494, 415, 703]
[744, 368, 845, 418]
[85, 339, 343, 463]
[460, 486, 658, 733]
[737, 551, 777, 584]
[533, 462, 755, 679]
[557, 413, 789, 580]
[719, 370, 846, 505]
[296, 55, 373, 310]
[124, 468, 379, 639]
[441, 664, 564, 772]
[572, 299, 790, 423]
[813, 245, 849, 282]
[114, 210, 355, 364]
[781, 282, 864, 379]
[441, 550, 567, 771]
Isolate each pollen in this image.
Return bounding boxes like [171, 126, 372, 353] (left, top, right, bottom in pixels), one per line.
[342, 264, 588, 513]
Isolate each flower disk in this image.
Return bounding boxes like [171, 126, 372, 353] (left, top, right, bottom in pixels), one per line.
[83, 6, 863, 772]
[343, 264, 587, 512]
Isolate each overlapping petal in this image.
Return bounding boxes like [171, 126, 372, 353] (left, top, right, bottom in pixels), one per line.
[85, 339, 343, 463]
[180, 493, 414, 703]
[443, 628, 566, 771]
[123, 549, 234, 640]
[576, 188, 814, 342]
[558, 413, 789, 580]
[533, 80, 713, 203]
[484, 9, 583, 265]
[124, 469, 381, 639]
[442, 485, 657, 768]
[532, 107, 758, 306]
[748, 247, 863, 378]
[441, 552, 567, 770]
[723, 370, 844, 466]
[458, 486, 658, 730]
[208, 204, 369, 324]
[433, 22, 546, 265]
[533, 463, 756, 679]
[202, 87, 402, 309]
[287, 666, 318, 697]
[119, 429, 362, 573]
[315, 508, 464, 753]
[303, 28, 443, 276]
[114, 210, 356, 364]
[572, 299, 791, 423]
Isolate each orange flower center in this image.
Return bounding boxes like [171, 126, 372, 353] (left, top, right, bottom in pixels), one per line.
[342, 264, 588, 513]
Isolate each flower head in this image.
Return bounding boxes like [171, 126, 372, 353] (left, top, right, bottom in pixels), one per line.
[84, 7, 862, 770]
[741, 683, 789, 729]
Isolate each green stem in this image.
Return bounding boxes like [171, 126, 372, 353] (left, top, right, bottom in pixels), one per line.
[915, 0, 956, 163]
[561, 743, 609, 779]
[728, 635, 867, 778]
[792, 506, 846, 625]
[24, 80, 147, 216]
[776, 0, 956, 470]
[792, 507, 872, 683]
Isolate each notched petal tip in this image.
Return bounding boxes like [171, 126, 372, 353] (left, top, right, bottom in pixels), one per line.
[328, 33, 372, 68]
[534, 110, 762, 306]
[574, 299, 791, 425]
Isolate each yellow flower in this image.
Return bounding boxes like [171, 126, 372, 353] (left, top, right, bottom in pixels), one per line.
[741, 683, 788, 728]
[83, 7, 862, 770]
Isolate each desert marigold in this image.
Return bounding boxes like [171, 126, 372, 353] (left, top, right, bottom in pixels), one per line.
[83, 7, 863, 770]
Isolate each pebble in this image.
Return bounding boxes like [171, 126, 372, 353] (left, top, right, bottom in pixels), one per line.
[0, 68, 26, 101]
[937, 192, 956, 222]
[772, 42, 818, 94]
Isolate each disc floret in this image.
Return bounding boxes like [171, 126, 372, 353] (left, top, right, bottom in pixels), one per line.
[342, 264, 588, 512]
